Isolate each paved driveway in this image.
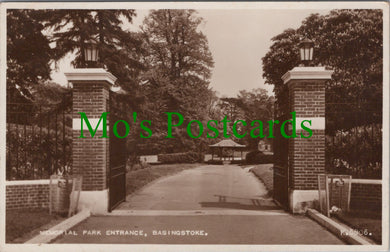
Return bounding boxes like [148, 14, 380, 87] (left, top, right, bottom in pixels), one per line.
[118, 165, 277, 211]
[54, 165, 344, 244]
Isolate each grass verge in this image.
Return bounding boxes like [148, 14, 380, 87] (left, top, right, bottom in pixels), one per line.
[335, 212, 381, 244]
[248, 164, 274, 196]
[6, 209, 65, 243]
[126, 163, 201, 195]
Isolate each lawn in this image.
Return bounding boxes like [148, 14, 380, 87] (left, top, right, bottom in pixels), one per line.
[126, 163, 201, 195]
[248, 164, 274, 196]
[6, 209, 65, 243]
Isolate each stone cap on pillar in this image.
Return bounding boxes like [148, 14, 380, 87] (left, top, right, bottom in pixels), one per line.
[64, 68, 117, 86]
[281, 66, 333, 84]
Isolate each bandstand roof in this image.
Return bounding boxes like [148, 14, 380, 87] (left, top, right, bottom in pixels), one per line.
[209, 139, 246, 148]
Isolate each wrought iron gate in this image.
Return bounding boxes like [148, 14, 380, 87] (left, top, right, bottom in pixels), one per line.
[108, 93, 127, 211]
[273, 92, 290, 209]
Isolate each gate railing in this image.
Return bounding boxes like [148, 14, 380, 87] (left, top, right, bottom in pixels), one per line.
[6, 102, 72, 180]
[273, 96, 290, 208]
[274, 114, 289, 208]
[108, 92, 129, 211]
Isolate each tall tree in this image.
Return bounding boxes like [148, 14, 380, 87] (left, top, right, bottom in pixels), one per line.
[214, 89, 274, 149]
[7, 10, 53, 102]
[236, 88, 274, 149]
[139, 9, 215, 153]
[141, 9, 213, 83]
[218, 97, 244, 123]
[41, 10, 145, 96]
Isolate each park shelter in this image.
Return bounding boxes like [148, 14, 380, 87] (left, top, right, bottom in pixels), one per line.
[209, 139, 246, 161]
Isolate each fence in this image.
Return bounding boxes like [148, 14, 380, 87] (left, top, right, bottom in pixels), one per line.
[325, 102, 382, 179]
[6, 102, 72, 180]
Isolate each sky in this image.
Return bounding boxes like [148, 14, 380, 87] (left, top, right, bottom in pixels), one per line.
[51, 9, 331, 97]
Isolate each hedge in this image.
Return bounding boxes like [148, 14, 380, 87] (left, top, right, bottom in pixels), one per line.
[245, 150, 273, 164]
[230, 160, 245, 165]
[158, 152, 204, 164]
[206, 160, 223, 165]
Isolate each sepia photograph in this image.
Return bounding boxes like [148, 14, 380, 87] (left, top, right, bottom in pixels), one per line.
[0, 1, 389, 251]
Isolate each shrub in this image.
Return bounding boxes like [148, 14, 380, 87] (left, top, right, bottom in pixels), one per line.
[158, 152, 204, 164]
[230, 160, 244, 165]
[206, 160, 223, 165]
[127, 161, 151, 172]
[325, 124, 382, 179]
[245, 150, 273, 164]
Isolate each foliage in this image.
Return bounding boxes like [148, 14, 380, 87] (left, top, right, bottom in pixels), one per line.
[236, 89, 275, 149]
[213, 88, 274, 149]
[6, 116, 72, 180]
[245, 150, 274, 164]
[206, 160, 223, 165]
[262, 9, 382, 134]
[141, 9, 213, 83]
[262, 9, 382, 178]
[158, 151, 204, 164]
[326, 124, 382, 179]
[6, 79, 73, 181]
[40, 9, 145, 108]
[134, 9, 215, 153]
[128, 161, 151, 172]
[218, 97, 245, 123]
[7, 10, 53, 102]
[230, 160, 245, 165]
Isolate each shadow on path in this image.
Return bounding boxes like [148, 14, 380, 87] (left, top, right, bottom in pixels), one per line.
[199, 194, 279, 211]
[199, 201, 280, 211]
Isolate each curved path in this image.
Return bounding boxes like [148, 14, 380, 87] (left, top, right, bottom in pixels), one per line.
[117, 165, 277, 211]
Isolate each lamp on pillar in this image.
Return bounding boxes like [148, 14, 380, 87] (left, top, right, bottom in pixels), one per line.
[298, 38, 314, 66]
[65, 39, 119, 214]
[83, 40, 99, 68]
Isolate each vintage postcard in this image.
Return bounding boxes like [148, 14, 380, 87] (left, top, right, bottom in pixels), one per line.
[0, 1, 389, 252]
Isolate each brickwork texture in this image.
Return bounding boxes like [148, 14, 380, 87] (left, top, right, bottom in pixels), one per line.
[6, 183, 49, 210]
[288, 80, 326, 190]
[72, 82, 110, 191]
[350, 183, 382, 212]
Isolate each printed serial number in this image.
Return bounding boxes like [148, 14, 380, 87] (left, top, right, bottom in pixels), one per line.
[340, 228, 372, 236]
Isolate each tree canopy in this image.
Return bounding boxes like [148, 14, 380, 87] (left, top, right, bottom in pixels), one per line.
[134, 9, 215, 154]
[7, 10, 53, 102]
[262, 9, 382, 134]
[216, 89, 274, 149]
[40, 10, 145, 94]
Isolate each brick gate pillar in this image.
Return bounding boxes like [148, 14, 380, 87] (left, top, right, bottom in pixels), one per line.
[65, 68, 117, 214]
[281, 66, 333, 213]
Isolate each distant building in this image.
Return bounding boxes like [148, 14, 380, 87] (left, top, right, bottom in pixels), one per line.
[258, 139, 272, 152]
[209, 139, 246, 161]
